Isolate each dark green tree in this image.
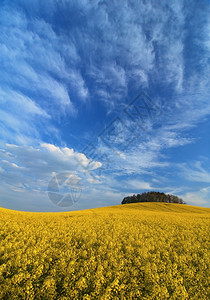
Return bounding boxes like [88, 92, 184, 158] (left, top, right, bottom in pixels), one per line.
[121, 191, 186, 204]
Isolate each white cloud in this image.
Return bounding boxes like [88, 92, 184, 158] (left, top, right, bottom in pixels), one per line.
[99, 123, 192, 177]
[181, 191, 208, 206]
[0, 7, 89, 120]
[1, 160, 25, 170]
[0, 143, 102, 198]
[0, 88, 49, 118]
[179, 161, 210, 183]
[0, 87, 55, 145]
[126, 179, 153, 190]
[6, 143, 102, 173]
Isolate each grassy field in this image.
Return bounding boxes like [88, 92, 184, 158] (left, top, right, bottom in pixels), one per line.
[0, 203, 209, 299]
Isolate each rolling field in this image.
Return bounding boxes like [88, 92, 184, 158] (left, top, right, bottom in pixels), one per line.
[0, 203, 209, 299]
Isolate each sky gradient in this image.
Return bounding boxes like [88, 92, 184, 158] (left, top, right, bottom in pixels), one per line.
[0, 0, 210, 211]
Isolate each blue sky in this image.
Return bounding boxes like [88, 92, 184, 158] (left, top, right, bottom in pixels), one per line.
[0, 0, 210, 211]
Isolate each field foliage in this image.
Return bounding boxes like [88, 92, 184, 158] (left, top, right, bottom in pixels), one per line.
[0, 203, 209, 299]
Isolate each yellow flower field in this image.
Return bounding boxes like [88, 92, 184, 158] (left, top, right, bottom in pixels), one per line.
[0, 203, 209, 299]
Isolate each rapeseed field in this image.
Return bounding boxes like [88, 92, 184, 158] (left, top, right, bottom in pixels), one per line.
[0, 203, 209, 299]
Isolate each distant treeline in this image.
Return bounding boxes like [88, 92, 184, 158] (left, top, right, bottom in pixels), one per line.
[122, 191, 186, 204]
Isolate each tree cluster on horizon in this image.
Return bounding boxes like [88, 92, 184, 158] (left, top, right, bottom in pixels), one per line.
[121, 191, 186, 205]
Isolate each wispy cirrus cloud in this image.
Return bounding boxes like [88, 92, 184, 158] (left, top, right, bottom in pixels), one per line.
[0, 6, 88, 120]
[0, 87, 53, 145]
[179, 161, 210, 184]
